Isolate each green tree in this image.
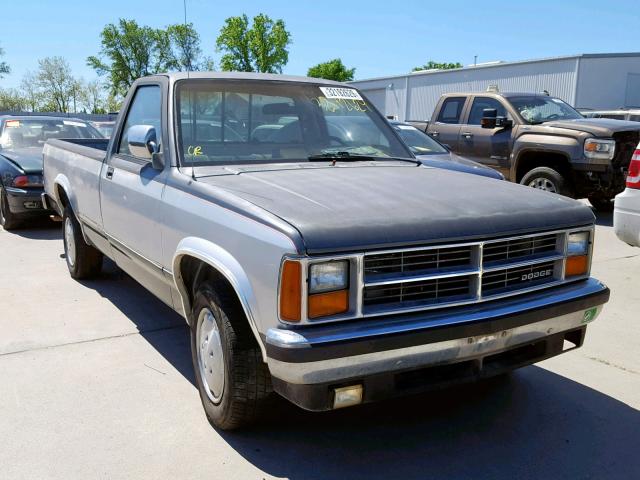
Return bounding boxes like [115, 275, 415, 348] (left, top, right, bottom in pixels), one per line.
[307, 58, 355, 82]
[88, 19, 211, 97]
[216, 14, 291, 73]
[167, 24, 214, 71]
[88, 19, 167, 96]
[0, 88, 25, 111]
[79, 79, 108, 114]
[0, 43, 9, 78]
[36, 56, 77, 112]
[412, 60, 463, 72]
[20, 71, 44, 112]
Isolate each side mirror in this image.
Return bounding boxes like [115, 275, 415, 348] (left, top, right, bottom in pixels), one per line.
[127, 125, 164, 170]
[481, 108, 497, 129]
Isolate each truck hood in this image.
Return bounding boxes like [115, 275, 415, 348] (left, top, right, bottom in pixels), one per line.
[199, 164, 594, 253]
[543, 118, 640, 136]
[0, 147, 43, 173]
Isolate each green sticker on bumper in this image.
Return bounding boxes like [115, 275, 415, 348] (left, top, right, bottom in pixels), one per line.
[582, 307, 598, 324]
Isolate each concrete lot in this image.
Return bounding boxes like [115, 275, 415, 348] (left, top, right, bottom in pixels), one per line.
[0, 211, 638, 480]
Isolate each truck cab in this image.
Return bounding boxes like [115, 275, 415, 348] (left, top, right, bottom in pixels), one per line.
[422, 92, 640, 211]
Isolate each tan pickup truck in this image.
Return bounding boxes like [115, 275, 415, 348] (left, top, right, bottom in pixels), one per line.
[410, 92, 640, 211]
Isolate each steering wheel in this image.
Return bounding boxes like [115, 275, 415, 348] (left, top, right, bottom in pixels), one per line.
[546, 114, 561, 120]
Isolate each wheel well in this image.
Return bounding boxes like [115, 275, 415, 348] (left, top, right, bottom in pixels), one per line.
[56, 184, 70, 209]
[178, 256, 244, 322]
[515, 151, 571, 183]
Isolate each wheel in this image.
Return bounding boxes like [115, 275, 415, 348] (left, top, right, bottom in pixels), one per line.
[520, 167, 572, 196]
[588, 194, 614, 212]
[62, 207, 103, 279]
[0, 185, 22, 230]
[190, 282, 272, 430]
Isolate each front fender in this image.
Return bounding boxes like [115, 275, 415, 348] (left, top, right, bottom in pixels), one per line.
[512, 134, 579, 180]
[172, 237, 266, 358]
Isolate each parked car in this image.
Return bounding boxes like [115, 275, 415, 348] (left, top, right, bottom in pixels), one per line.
[0, 115, 104, 229]
[580, 109, 640, 122]
[409, 91, 640, 211]
[90, 121, 116, 138]
[389, 120, 504, 180]
[614, 142, 640, 246]
[43, 73, 609, 430]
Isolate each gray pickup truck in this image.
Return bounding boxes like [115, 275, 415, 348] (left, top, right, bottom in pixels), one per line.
[43, 73, 609, 430]
[410, 92, 640, 211]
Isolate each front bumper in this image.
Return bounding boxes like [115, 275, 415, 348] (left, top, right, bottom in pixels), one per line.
[265, 278, 609, 410]
[5, 186, 51, 216]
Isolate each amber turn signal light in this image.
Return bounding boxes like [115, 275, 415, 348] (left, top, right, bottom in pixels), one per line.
[280, 260, 302, 322]
[565, 255, 588, 277]
[308, 289, 349, 319]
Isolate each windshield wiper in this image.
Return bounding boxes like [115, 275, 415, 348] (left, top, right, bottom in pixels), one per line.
[308, 151, 422, 165]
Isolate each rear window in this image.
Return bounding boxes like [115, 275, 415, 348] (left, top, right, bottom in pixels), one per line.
[437, 97, 465, 124]
[0, 118, 102, 149]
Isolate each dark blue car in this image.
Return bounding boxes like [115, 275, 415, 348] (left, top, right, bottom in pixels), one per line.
[390, 121, 504, 180]
[0, 115, 103, 229]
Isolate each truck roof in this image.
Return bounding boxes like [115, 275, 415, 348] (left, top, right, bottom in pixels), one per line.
[439, 91, 552, 99]
[149, 71, 346, 86]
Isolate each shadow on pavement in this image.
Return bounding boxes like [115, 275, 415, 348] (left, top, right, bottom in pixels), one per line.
[221, 368, 639, 480]
[2, 217, 61, 240]
[78, 258, 195, 385]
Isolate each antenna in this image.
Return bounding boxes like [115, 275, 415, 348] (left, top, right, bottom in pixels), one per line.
[183, 0, 191, 77]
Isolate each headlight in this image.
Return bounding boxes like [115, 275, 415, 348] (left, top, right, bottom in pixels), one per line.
[584, 139, 615, 160]
[567, 231, 589, 256]
[309, 261, 349, 294]
[565, 231, 591, 278]
[279, 259, 350, 322]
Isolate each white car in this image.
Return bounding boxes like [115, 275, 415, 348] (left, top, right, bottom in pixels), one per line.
[614, 143, 640, 246]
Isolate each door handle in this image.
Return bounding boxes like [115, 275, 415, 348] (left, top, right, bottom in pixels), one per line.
[105, 167, 114, 180]
[462, 132, 473, 139]
[430, 131, 439, 137]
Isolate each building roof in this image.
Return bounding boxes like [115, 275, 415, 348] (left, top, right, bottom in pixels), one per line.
[350, 52, 640, 84]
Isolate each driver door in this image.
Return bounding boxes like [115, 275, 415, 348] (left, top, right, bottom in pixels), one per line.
[100, 82, 172, 305]
[457, 96, 512, 175]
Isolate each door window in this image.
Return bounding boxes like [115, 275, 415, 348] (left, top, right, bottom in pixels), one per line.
[467, 97, 507, 125]
[437, 97, 466, 124]
[118, 85, 162, 157]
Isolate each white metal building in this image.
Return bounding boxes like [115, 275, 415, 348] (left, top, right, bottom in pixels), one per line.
[349, 53, 640, 121]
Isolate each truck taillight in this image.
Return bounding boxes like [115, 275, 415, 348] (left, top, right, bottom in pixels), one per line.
[627, 149, 640, 189]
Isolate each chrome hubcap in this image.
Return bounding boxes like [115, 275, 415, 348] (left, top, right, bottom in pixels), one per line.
[64, 217, 76, 267]
[196, 308, 225, 404]
[528, 177, 557, 193]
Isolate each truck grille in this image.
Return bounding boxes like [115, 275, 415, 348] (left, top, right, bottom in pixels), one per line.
[362, 230, 580, 315]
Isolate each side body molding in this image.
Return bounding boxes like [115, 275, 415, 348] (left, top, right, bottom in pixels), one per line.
[172, 237, 266, 358]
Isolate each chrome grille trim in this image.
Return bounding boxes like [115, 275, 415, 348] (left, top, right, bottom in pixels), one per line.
[360, 227, 593, 316]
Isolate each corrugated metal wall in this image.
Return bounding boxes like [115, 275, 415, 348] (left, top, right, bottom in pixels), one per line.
[352, 57, 581, 121]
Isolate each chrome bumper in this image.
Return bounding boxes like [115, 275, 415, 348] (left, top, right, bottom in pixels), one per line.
[266, 278, 608, 385]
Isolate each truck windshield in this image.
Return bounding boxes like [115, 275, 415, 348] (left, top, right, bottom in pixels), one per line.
[509, 96, 583, 124]
[175, 80, 412, 165]
[0, 118, 103, 149]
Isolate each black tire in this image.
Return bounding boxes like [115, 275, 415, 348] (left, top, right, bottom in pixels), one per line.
[520, 167, 573, 197]
[190, 282, 273, 430]
[588, 194, 615, 212]
[62, 207, 103, 279]
[0, 186, 22, 230]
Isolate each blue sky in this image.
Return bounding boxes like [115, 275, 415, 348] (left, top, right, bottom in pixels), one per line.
[1, 0, 638, 88]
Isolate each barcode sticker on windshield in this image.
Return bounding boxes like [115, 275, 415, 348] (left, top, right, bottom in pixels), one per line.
[319, 87, 363, 101]
[63, 120, 85, 127]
